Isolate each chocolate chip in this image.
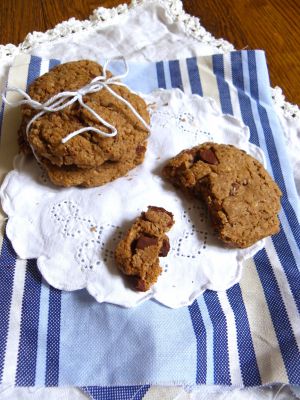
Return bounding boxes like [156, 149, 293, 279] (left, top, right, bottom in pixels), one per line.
[242, 179, 248, 185]
[159, 238, 170, 257]
[135, 234, 158, 250]
[230, 182, 240, 195]
[130, 239, 138, 253]
[135, 278, 148, 292]
[136, 144, 146, 155]
[196, 149, 219, 165]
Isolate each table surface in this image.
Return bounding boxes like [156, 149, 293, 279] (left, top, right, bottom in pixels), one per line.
[0, 0, 299, 105]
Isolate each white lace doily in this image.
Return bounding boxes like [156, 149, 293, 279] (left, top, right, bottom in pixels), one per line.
[0, 89, 265, 308]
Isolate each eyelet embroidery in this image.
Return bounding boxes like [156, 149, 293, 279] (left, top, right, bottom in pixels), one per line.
[50, 201, 125, 272]
[152, 109, 214, 141]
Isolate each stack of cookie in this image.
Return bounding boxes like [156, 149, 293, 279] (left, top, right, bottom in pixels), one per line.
[18, 60, 150, 187]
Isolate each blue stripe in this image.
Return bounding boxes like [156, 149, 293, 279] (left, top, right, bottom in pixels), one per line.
[45, 286, 61, 385]
[49, 59, 60, 70]
[156, 61, 166, 89]
[272, 228, 300, 312]
[168, 60, 183, 90]
[15, 260, 42, 386]
[26, 55, 42, 88]
[230, 52, 260, 145]
[82, 385, 150, 400]
[254, 249, 300, 383]
[226, 285, 261, 385]
[0, 234, 16, 383]
[203, 291, 231, 385]
[256, 104, 300, 246]
[188, 300, 207, 384]
[243, 51, 300, 246]
[247, 51, 259, 100]
[186, 57, 203, 95]
[212, 54, 233, 114]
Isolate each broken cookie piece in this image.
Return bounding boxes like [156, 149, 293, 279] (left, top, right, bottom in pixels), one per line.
[163, 142, 282, 248]
[115, 206, 174, 291]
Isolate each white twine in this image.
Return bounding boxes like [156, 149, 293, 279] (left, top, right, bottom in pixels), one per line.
[1, 57, 150, 146]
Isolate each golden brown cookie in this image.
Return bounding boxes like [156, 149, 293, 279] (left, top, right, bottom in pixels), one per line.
[115, 206, 174, 291]
[43, 142, 146, 187]
[19, 60, 149, 169]
[163, 142, 282, 248]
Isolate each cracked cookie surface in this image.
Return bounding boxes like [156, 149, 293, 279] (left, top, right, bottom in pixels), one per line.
[115, 206, 174, 291]
[19, 60, 149, 169]
[163, 142, 282, 248]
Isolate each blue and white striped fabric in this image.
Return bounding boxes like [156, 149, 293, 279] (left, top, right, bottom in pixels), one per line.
[0, 51, 299, 398]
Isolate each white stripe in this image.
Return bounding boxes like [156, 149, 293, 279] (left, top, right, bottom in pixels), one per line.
[39, 59, 50, 76]
[196, 56, 220, 106]
[240, 258, 288, 383]
[197, 295, 214, 384]
[163, 61, 172, 89]
[1, 259, 27, 384]
[142, 386, 183, 400]
[0, 55, 30, 178]
[179, 58, 192, 95]
[265, 237, 300, 350]
[218, 291, 243, 386]
[34, 279, 50, 385]
[222, 53, 243, 120]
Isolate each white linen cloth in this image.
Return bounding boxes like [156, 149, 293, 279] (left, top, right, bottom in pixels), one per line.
[0, 1, 299, 399]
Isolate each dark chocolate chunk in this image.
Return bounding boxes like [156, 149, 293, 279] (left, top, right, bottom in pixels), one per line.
[197, 149, 219, 165]
[135, 234, 158, 250]
[135, 278, 148, 292]
[159, 238, 170, 257]
[136, 144, 146, 155]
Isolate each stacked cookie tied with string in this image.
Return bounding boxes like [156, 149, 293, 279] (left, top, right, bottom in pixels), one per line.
[17, 60, 150, 187]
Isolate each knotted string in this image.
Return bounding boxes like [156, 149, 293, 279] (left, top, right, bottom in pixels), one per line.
[1, 57, 150, 147]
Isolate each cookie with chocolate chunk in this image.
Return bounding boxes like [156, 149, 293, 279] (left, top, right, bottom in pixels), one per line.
[163, 142, 282, 248]
[115, 206, 174, 291]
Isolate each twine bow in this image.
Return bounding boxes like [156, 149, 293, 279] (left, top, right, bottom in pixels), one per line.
[2, 57, 150, 145]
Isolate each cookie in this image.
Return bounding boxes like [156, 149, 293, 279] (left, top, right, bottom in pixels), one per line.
[42, 142, 146, 187]
[163, 142, 282, 248]
[19, 60, 150, 169]
[115, 206, 174, 291]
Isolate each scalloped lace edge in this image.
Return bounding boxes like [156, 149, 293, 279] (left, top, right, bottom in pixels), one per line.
[0, 0, 299, 120]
